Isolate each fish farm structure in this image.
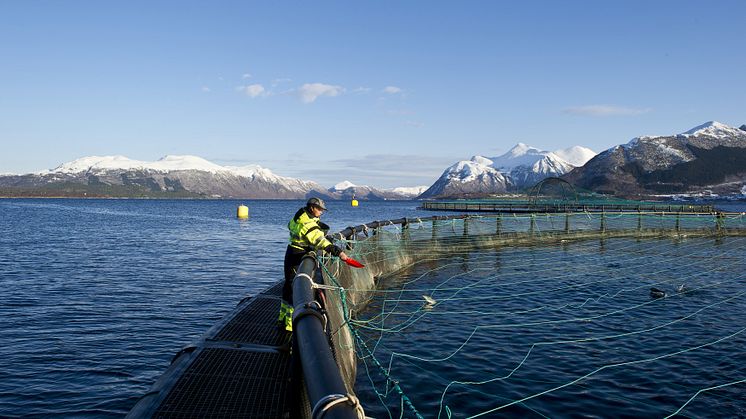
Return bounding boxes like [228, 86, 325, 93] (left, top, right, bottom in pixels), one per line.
[419, 200, 715, 213]
[421, 178, 716, 214]
[128, 208, 746, 418]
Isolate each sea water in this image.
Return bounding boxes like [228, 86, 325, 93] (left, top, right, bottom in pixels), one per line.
[0, 199, 743, 417]
[0, 199, 428, 417]
[354, 206, 746, 418]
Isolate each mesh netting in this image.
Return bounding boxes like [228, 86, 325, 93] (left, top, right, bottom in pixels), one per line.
[317, 212, 746, 417]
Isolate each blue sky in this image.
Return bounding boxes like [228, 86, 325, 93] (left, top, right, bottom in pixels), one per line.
[1, 1, 745, 188]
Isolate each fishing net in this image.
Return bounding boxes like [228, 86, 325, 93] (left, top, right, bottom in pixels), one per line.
[317, 212, 746, 418]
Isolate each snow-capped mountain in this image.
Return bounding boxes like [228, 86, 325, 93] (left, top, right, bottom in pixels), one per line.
[0, 156, 428, 199]
[420, 143, 596, 198]
[330, 180, 357, 192]
[389, 186, 429, 197]
[45, 155, 226, 175]
[419, 159, 510, 198]
[489, 143, 548, 170]
[563, 121, 746, 196]
[682, 121, 745, 139]
[45, 155, 311, 187]
[501, 149, 575, 189]
[327, 180, 416, 200]
[7, 121, 740, 199]
[553, 146, 599, 167]
[3, 155, 329, 198]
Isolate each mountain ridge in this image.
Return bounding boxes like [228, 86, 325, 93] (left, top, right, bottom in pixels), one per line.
[3, 121, 744, 199]
[0, 156, 419, 199]
[563, 121, 746, 197]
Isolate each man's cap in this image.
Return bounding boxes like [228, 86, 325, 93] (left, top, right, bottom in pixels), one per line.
[306, 197, 328, 211]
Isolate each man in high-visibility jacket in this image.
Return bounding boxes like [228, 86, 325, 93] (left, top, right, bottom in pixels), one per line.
[279, 197, 348, 332]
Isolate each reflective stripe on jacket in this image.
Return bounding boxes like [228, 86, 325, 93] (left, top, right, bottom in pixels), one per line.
[288, 207, 333, 252]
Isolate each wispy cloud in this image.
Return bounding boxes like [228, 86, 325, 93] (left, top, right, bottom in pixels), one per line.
[201, 86, 211, 93]
[272, 78, 293, 87]
[218, 153, 452, 188]
[229, 79, 408, 107]
[305, 154, 449, 187]
[297, 83, 344, 103]
[237, 84, 267, 98]
[242, 73, 252, 79]
[325, 154, 450, 187]
[383, 86, 402, 94]
[562, 105, 651, 116]
[386, 109, 414, 116]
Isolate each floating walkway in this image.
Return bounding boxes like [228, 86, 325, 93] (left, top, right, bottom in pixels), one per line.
[420, 200, 715, 213]
[127, 281, 294, 418]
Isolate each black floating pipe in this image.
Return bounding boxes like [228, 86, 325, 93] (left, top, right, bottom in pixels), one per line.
[292, 254, 359, 419]
[334, 215, 470, 239]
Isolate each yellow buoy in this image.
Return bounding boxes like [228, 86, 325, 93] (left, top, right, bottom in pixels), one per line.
[351, 199, 359, 207]
[237, 204, 249, 219]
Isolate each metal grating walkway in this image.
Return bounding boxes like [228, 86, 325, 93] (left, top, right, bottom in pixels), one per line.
[127, 281, 292, 418]
[153, 349, 290, 418]
[259, 281, 284, 298]
[210, 297, 290, 346]
[212, 297, 291, 346]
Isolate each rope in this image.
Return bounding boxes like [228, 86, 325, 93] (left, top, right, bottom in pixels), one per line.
[320, 261, 425, 419]
[467, 326, 746, 418]
[664, 378, 746, 418]
[312, 282, 345, 291]
[311, 393, 366, 419]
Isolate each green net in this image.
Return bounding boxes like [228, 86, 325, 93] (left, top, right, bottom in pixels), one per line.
[317, 212, 746, 417]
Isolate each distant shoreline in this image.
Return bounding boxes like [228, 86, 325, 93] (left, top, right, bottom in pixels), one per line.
[1, 194, 743, 203]
[0, 195, 419, 201]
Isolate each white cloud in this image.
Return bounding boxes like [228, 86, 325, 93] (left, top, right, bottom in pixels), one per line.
[201, 86, 211, 93]
[353, 87, 372, 94]
[383, 86, 402, 94]
[238, 84, 266, 98]
[562, 105, 651, 116]
[405, 120, 424, 128]
[298, 83, 344, 103]
[242, 73, 252, 79]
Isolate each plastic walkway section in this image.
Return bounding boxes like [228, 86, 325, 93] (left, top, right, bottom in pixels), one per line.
[127, 281, 293, 418]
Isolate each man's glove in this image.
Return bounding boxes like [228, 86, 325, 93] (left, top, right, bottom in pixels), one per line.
[324, 243, 343, 257]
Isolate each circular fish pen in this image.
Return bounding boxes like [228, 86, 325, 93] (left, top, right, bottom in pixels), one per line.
[126, 210, 746, 418]
[319, 212, 746, 418]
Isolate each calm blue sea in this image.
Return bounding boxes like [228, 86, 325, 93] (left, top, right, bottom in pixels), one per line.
[0, 198, 743, 417]
[0, 199, 431, 417]
[353, 201, 746, 418]
[355, 238, 746, 418]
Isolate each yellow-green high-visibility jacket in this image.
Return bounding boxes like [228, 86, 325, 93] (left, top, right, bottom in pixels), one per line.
[288, 207, 338, 255]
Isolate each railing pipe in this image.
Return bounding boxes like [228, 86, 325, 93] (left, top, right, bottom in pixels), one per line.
[420, 201, 715, 214]
[334, 215, 470, 240]
[292, 254, 360, 419]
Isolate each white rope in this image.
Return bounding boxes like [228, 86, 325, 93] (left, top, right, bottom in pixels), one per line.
[311, 393, 366, 419]
[313, 282, 345, 291]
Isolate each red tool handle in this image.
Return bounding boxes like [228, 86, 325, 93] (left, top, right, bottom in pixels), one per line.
[344, 258, 365, 268]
